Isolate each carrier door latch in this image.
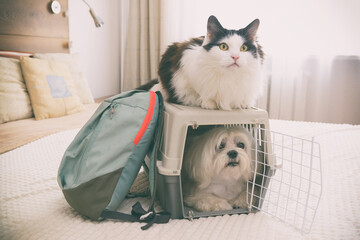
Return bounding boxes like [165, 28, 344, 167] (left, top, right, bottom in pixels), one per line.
[191, 121, 199, 129]
[188, 210, 194, 221]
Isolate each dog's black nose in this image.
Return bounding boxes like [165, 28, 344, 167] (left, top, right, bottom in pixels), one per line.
[227, 150, 238, 159]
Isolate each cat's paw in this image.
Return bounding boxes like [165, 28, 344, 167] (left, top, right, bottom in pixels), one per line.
[201, 100, 218, 110]
[237, 102, 251, 109]
[240, 99, 255, 109]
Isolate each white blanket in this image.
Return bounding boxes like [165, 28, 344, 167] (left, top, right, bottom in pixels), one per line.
[1, 120, 359, 240]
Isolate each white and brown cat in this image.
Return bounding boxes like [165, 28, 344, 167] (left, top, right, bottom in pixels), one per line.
[139, 15, 265, 110]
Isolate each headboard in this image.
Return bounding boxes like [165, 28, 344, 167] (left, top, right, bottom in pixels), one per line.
[0, 0, 69, 53]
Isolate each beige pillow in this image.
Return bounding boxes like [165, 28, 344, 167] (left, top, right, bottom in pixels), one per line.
[20, 56, 84, 120]
[0, 57, 33, 123]
[33, 53, 94, 104]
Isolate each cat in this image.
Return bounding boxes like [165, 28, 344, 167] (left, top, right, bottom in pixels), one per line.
[140, 15, 264, 110]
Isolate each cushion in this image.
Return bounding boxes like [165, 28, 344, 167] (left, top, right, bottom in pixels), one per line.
[33, 53, 94, 104]
[0, 57, 33, 123]
[20, 56, 84, 120]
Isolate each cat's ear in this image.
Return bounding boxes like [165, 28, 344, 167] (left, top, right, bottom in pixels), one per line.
[244, 19, 260, 42]
[205, 15, 224, 43]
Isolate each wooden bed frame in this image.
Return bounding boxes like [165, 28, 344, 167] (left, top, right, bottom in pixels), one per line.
[0, 0, 69, 53]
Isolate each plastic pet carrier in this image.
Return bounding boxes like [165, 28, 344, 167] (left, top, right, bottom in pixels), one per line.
[145, 102, 322, 234]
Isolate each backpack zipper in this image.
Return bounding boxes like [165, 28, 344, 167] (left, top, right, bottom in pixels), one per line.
[110, 104, 116, 119]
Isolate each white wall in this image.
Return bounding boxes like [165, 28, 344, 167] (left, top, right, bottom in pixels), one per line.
[161, 0, 360, 57]
[68, 0, 121, 99]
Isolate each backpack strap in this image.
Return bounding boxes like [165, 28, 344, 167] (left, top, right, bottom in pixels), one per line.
[148, 91, 164, 209]
[101, 202, 171, 230]
[100, 91, 171, 230]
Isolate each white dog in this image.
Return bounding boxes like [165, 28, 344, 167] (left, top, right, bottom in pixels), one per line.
[182, 126, 256, 212]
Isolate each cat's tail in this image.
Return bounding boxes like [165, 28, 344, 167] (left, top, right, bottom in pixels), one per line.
[136, 78, 159, 91]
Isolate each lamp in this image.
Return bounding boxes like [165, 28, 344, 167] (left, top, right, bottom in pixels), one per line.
[81, 0, 104, 28]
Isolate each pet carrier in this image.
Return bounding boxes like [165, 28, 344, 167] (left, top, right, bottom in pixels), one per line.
[144, 102, 321, 234]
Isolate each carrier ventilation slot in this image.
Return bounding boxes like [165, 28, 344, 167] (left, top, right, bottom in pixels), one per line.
[225, 123, 264, 147]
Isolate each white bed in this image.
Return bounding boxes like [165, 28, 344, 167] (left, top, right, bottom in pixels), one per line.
[1, 119, 359, 240]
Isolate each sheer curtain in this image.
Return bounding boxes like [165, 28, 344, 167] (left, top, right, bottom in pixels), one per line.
[122, 0, 360, 124]
[121, 0, 161, 91]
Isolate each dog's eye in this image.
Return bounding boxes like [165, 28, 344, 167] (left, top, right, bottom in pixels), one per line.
[217, 138, 227, 151]
[237, 142, 245, 149]
[218, 142, 226, 150]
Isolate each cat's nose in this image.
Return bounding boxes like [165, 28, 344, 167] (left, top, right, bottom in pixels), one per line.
[232, 56, 239, 62]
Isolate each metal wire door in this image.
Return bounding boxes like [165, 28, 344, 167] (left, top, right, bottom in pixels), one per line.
[248, 128, 322, 234]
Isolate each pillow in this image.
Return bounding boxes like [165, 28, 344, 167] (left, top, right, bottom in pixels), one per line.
[20, 56, 84, 120]
[33, 53, 94, 104]
[0, 57, 33, 123]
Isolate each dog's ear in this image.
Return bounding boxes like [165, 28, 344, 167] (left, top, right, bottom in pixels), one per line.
[183, 133, 215, 189]
[187, 147, 213, 188]
[195, 154, 213, 190]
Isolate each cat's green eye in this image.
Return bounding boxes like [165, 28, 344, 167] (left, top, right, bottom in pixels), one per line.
[240, 44, 248, 52]
[219, 43, 229, 51]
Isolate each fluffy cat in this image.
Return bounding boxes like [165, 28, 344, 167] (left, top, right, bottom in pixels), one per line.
[141, 15, 264, 110]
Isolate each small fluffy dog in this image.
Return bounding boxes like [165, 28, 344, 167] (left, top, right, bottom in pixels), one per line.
[182, 126, 256, 212]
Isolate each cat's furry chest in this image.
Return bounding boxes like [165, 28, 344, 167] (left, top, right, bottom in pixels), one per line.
[170, 46, 263, 110]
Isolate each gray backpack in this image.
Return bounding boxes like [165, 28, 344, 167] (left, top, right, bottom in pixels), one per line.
[57, 90, 170, 229]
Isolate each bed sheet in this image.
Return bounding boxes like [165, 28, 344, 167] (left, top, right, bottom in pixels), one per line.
[0, 120, 359, 240]
[0, 103, 100, 154]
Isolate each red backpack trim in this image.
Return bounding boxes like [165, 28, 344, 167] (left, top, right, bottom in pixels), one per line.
[133, 91, 156, 145]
